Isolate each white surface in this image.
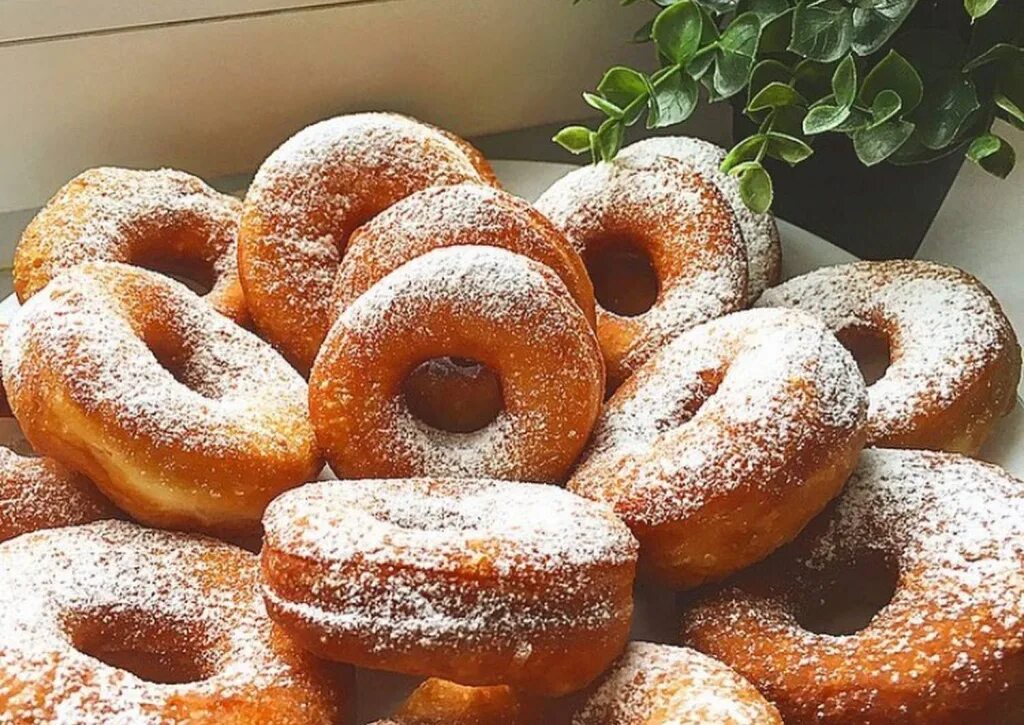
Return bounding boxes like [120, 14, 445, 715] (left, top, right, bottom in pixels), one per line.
[0, 0, 650, 213]
[0, 158, 1021, 722]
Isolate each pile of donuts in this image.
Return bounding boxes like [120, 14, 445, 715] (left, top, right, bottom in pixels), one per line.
[0, 112, 1021, 724]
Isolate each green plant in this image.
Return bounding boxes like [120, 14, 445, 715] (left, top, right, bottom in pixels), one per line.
[556, 0, 1023, 212]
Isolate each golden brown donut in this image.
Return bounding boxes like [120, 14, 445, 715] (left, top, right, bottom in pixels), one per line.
[0, 446, 119, 543]
[310, 246, 604, 483]
[621, 137, 782, 303]
[569, 308, 868, 588]
[0, 519, 350, 723]
[572, 642, 782, 724]
[756, 260, 1021, 454]
[381, 678, 543, 725]
[3, 262, 321, 538]
[535, 144, 746, 390]
[14, 167, 248, 325]
[682, 448, 1024, 724]
[260, 477, 638, 696]
[332, 183, 595, 327]
[239, 112, 498, 372]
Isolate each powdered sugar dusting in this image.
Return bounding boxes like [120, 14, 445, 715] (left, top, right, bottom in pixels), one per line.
[239, 113, 494, 367]
[0, 520, 340, 723]
[573, 642, 781, 724]
[316, 246, 602, 481]
[262, 478, 637, 649]
[756, 260, 1020, 444]
[15, 167, 242, 313]
[0, 447, 119, 542]
[572, 308, 867, 527]
[622, 137, 782, 301]
[683, 448, 1024, 721]
[535, 148, 746, 382]
[3, 261, 312, 467]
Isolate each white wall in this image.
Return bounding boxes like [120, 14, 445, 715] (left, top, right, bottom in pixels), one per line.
[0, 0, 652, 212]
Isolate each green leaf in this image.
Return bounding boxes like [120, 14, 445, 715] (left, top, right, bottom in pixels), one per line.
[789, 0, 853, 63]
[748, 60, 792, 101]
[964, 43, 1023, 72]
[915, 78, 980, 149]
[996, 93, 1024, 124]
[766, 132, 814, 165]
[964, 0, 999, 20]
[647, 72, 699, 128]
[695, 0, 740, 12]
[793, 59, 833, 98]
[747, 81, 806, 112]
[686, 45, 719, 80]
[996, 59, 1024, 124]
[868, 89, 903, 127]
[594, 118, 624, 162]
[737, 0, 790, 26]
[859, 50, 924, 114]
[832, 54, 858, 108]
[803, 103, 851, 134]
[736, 162, 774, 213]
[853, 119, 916, 165]
[967, 133, 1015, 178]
[597, 67, 648, 109]
[721, 134, 768, 172]
[653, 1, 704, 64]
[631, 18, 655, 44]
[552, 126, 593, 155]
[852, 0, 917, 56]
[712, 12, 763, 99]
[834, 106, 872, 132]
[583, 92, 624, 119]
[771, 105, 808, 137]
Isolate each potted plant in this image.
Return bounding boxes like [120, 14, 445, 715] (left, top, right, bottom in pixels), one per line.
[556, 0, 1022, 257]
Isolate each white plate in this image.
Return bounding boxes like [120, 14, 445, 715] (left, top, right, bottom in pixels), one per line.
[1, 159, 1021, 722]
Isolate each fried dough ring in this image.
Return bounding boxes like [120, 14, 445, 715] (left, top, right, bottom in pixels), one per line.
[261, 477, 638, 696]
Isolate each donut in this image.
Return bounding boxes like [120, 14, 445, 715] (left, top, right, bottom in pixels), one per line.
[681, 448, 1024, 723]
[309, 246, 604, 483]
[238, 112, 498, 372]
[0, 519, 349, 723]
[381, 678, 542, 725]
[332, 183, 595, 326]
[572, 642, 782, 724]
[0, 446, 119, 543]
[756, 260, 1021, 454]
[569, 307, 868, 588]
[535, 144, 746, 390]
[2, 262, 321, 537]
[260, 477, 638, 696]
[621, 137, 782, 302]
[14, 167, 247, 325]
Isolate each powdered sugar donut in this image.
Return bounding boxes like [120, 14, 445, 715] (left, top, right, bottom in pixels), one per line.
[3, 262, 321, 537]
[14, 167, 247, 325]
[570, 308, 868, 588]
[239, 113, 498, 372]
[573, 642, 782, 724]
[260, 477, 638, 696]
[0, 519, 349, 723]
[756, 260, 1021, 453]
[332, 183, 595, 326]
[536, 147, 746, 390]
[309, 246, 604, 483]
[621, 137, 782, 301]
[0, 323, 10, 416]
[682, 448, 1024, 723]
[0, 446, 119, 543]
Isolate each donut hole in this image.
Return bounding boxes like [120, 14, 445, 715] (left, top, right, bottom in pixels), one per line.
[583, 234, 659, 317]
[134, 251, 216, 296]
[796, 548, 899, 636]
[403, 357, 504, 433]
[67, 609, 214, 684]
[836, 325, 891, 386]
